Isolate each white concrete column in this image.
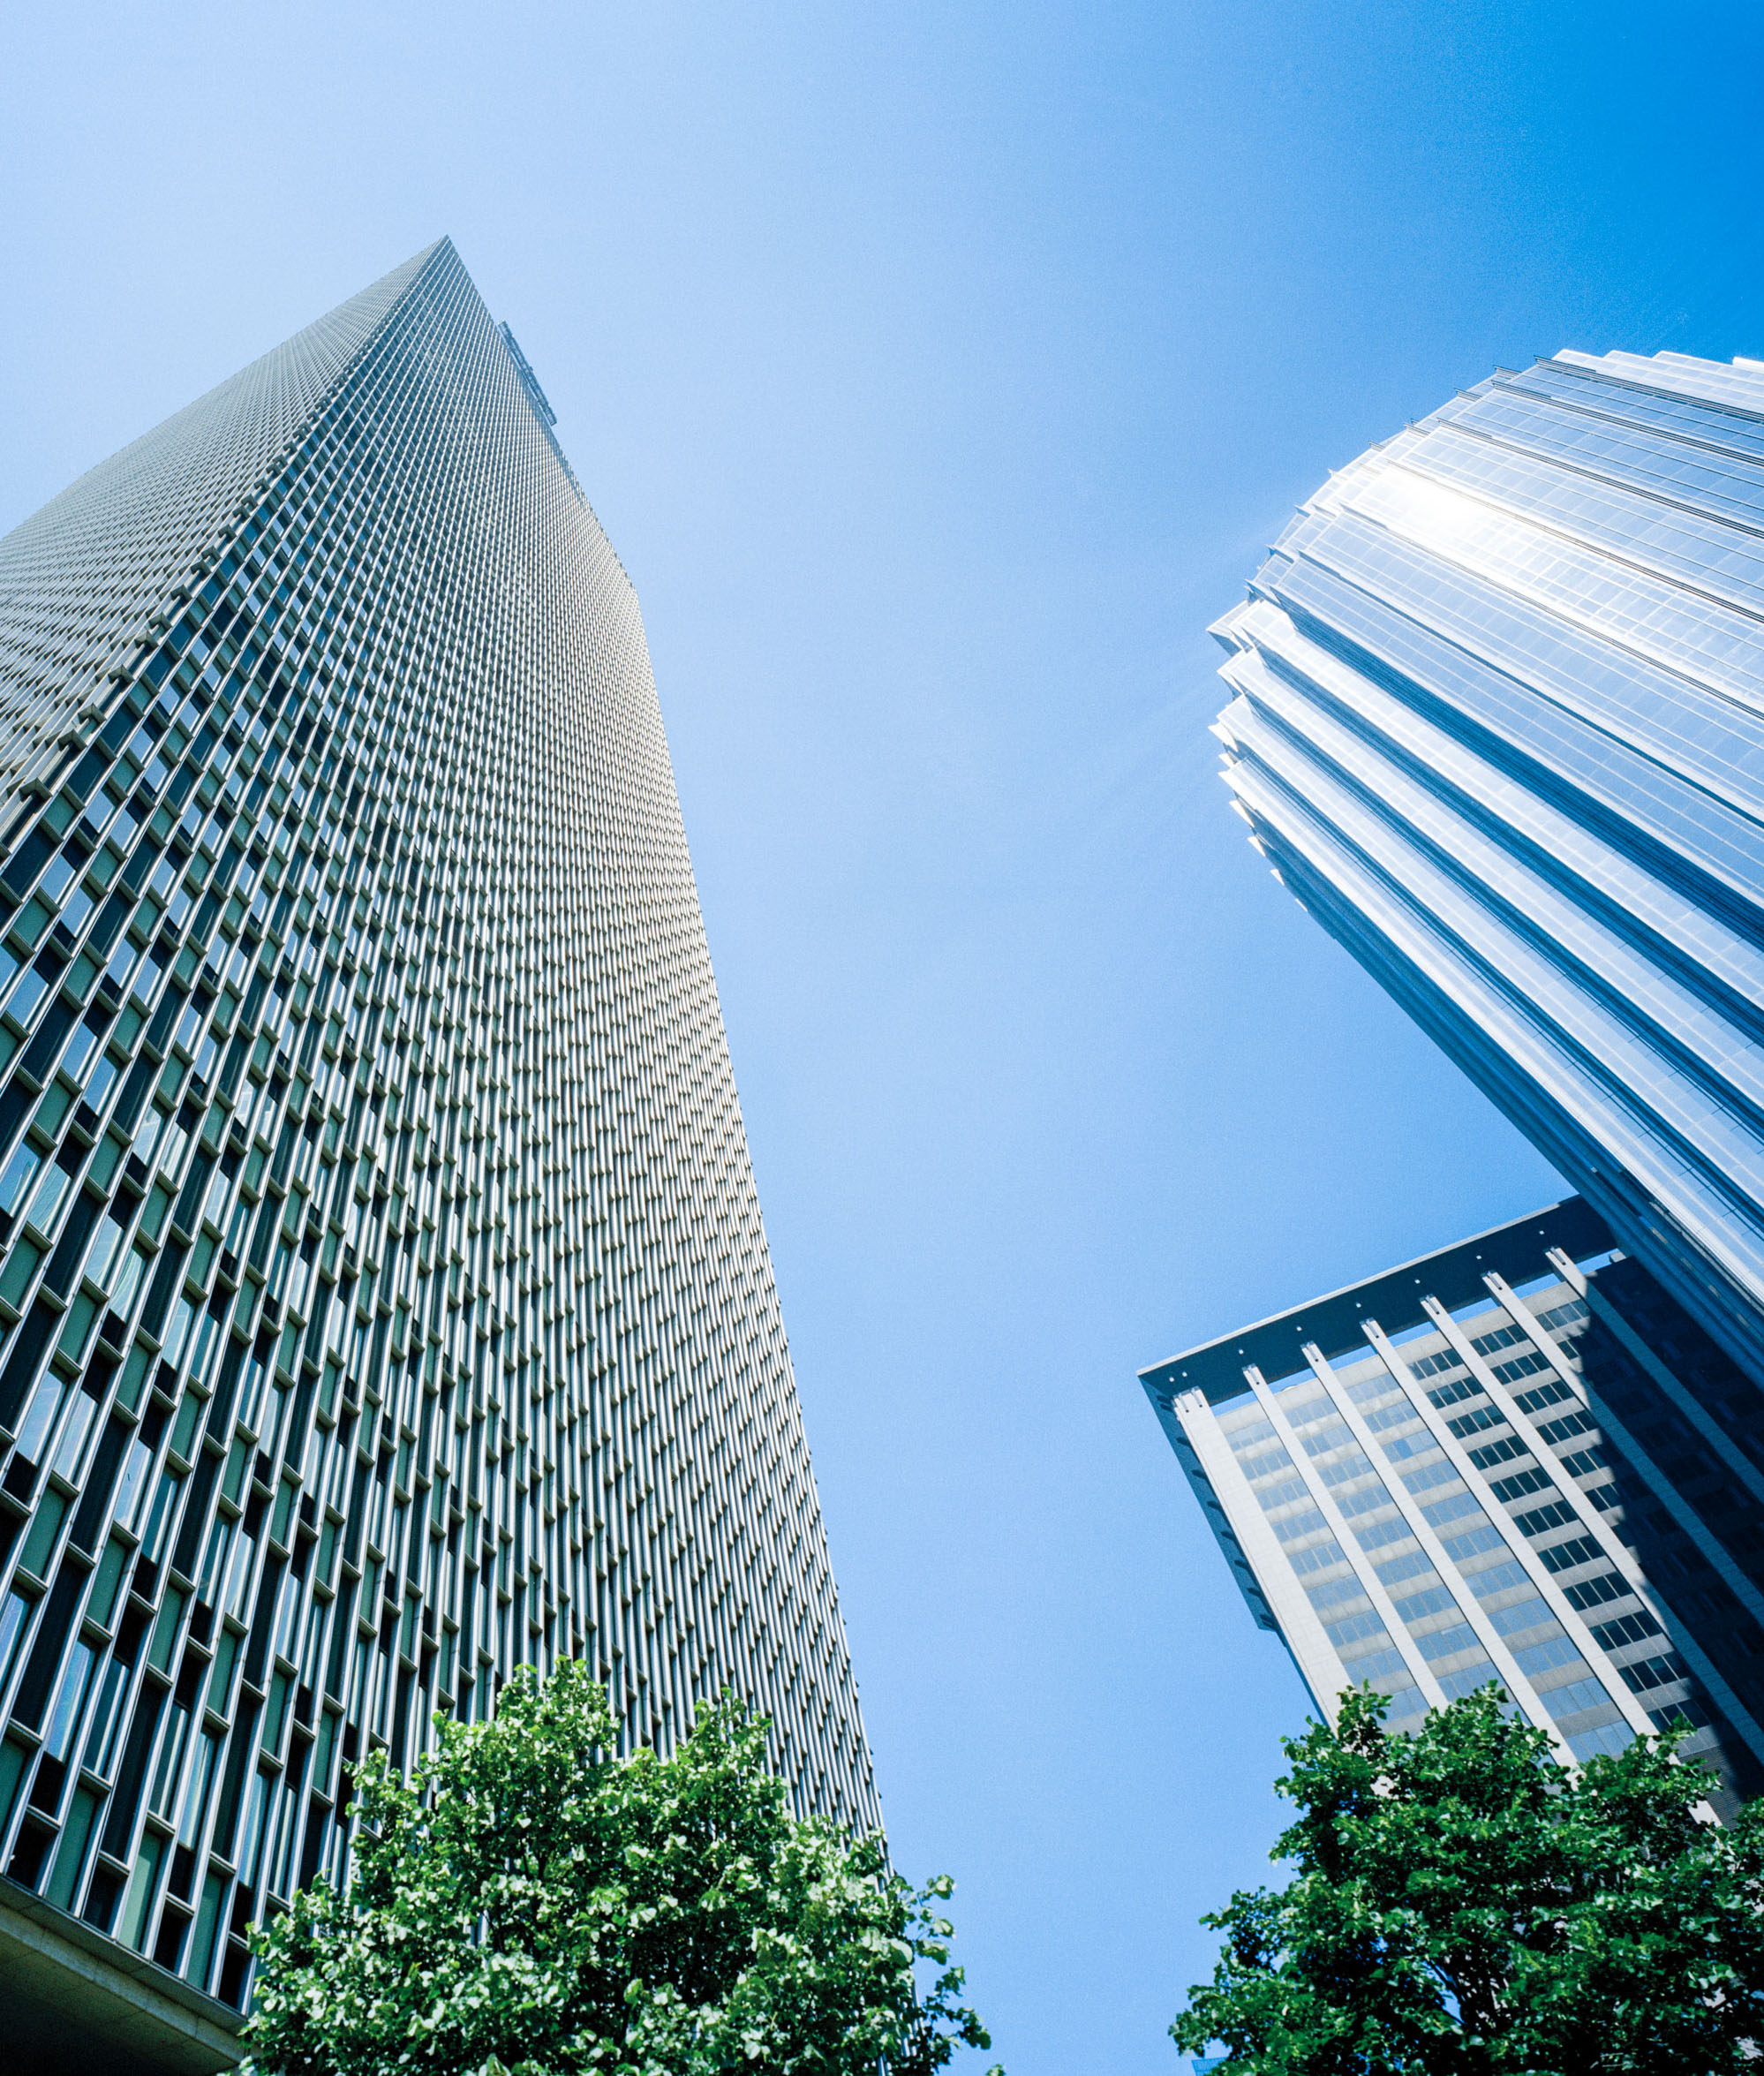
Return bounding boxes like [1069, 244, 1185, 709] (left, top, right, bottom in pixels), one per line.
[1308, 1335, 1572, 1751]
[1481, 1272, 1591, 1408]
[1362, 1317, 1654, 1743]
[1243, 1367, 1447, 1714]
[1172, 1385, 1349, 1715]
[1539, 1270, 1764, 1515]
[1422, 1291, 1764, 1763]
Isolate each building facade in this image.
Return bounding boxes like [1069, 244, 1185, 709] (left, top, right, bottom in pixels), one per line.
[0, 243, 876, 2068]
[1142, 1200, 1764, 1815]
[1211, 348, 1764, 1389]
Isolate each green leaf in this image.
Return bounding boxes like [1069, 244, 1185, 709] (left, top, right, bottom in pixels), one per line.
[243, 1663, 994, 2076]
[1172, 1683, 1764, 2075]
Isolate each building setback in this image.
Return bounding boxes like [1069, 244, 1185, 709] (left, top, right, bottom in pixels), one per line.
[1211, 348, 1764, 1390]
[1141, 1201, 1764, 1816]
[0, 242, 876, 2069]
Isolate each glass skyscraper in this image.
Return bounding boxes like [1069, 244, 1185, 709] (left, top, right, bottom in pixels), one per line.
[1141, 1200, 1764, 1816]
[1212, 347, 1764, 1390]
[0, 242, 875, 2066]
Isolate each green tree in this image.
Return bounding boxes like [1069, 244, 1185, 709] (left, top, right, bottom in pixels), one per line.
[1173, 1687, 1764, 2074]
[245, 1660, 994, 2076]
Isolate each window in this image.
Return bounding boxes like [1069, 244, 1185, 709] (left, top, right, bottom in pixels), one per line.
[1592, 1611, 1662, 1651]
[1536, 1409, 1596, 1446]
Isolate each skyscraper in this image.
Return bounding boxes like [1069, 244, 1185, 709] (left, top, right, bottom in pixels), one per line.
[1211, 348, 1764, 1390]
[0, 242, 876, 2066]
[1141, 1200, 1764, 1815]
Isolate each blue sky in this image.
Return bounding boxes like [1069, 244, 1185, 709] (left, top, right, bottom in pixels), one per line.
[5, 4, 1763, 2069]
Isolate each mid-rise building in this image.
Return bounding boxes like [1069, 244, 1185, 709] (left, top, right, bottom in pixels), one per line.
[1142, 1200, 1764, 1815]
[1211, 348, 1764, 1389]
[0, 242, 876, 2070]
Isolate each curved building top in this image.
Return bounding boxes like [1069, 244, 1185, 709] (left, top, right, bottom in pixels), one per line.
[1212, 343, 1764, 1389]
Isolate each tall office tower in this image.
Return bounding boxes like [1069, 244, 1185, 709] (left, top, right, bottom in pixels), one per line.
[1212, 348, 1764, 1391]
[0, 242, 877, 2070]
[1141, 1200, 1764, 1814]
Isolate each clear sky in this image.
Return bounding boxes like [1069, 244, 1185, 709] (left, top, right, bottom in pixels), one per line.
[4, 4, 1764, 2069]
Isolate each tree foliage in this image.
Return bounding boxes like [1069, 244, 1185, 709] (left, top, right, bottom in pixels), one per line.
[1173, 1687, 1764, 2075]
[244, 1660, 993, 2076]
